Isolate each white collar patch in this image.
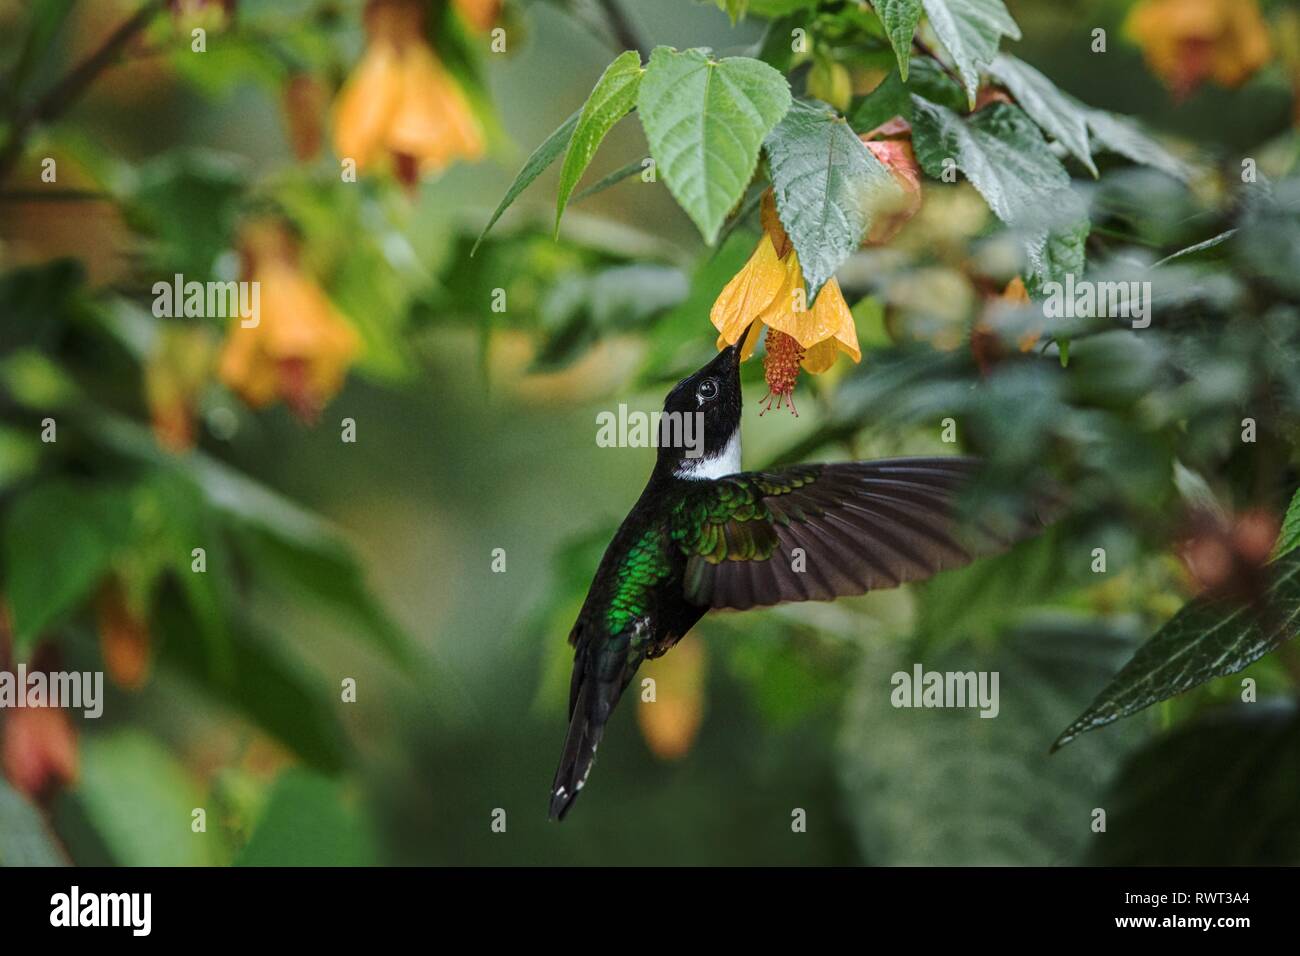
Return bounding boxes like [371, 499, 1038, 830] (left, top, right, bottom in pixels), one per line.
[675, 430, 741, 480]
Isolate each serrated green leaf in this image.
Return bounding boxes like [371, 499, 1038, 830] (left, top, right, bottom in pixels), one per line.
[765, 99, 901, 299]
[920, 0, 1021, 109]
[472, 109, 579, 255]
[1085, 108, 1191, 183]
[637, 47, 791, 244]
[840, 622, 1141, 865]
[912, 98, 1085, 289]
[1089, 702, 1300, 865]
[555, 51, 644, 234]
[870, 1, 923, 80]
[1054, 546, 1300, 749]
[988, 53, 1097, 177]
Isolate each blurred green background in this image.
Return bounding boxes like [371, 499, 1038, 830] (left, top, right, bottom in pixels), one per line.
[2, 0, 1299, 866]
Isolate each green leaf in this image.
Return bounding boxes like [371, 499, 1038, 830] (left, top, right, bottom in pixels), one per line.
[1089, 702, 1300, 865]
[472, 109, 580, 255]
[764, 99, 901, 299]
[572, 157, 645, 203]
[637, 47, 791, 244]
[840, 621, 1142, 864]
[0, 781, 65, 866]
[919, 0, 1021, 109]
[2, 481, 130, 651]
[1276, 486, 1300, 558]
[870, 1, 922, 80]
[848, 69, 912, 134]
[69, 731, 219, 866]
[988, 53, 1097, 177]
[555, 51, 644, 234]
[1085, 108, 1190, 183]
[912, 98, 1085, 288]
[236, 770, 377, 866]
[1054, 547, 1300, 749]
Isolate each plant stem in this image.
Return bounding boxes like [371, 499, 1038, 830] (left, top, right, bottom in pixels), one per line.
[0, 0, 165, 185]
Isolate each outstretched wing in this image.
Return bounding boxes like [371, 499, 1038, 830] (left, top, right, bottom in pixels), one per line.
[674, 456, 1051, 610]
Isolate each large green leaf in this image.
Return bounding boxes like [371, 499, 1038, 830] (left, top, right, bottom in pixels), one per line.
[235, 770, 377, 866]
[1276, 486, 1300, 557]
[555, 51, 644, 234]
[870, 1, 922, 80]
[636, 47, 791, 244]
[1054, 546, 1300, 749]
[0, 781, 65, 866]
[839, 621, 1142, 864]
[472, 109, 579, 255]
[764, 99, 900, 299]
[912, 98, 1085, 288]
[69, 731, 219, 866]
[848, 69, 912, 134]
[1085, 108, 1190, 183]
[1090, 702, 1300, 865]
[2, 481, 130, 651]
[988, 53, 1096, 177]
[919, 0, 1021, 109]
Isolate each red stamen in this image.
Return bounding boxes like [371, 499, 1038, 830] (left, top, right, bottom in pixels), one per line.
[760, 328, 802, 416]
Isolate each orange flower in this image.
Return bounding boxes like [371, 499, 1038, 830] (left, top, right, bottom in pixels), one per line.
[218, 220, 360, 422]
[332, 0, 485, 185]
[453, 0, 502, 33]
[637, 640, 706, 761]
[1125, 0, 1272, 99]
[95, 578, 152, 691]
[145, 326, 213, 453]
[0, 645, 78, 803]
[711, 191, 861, 414]
[860, 121, 923, 246]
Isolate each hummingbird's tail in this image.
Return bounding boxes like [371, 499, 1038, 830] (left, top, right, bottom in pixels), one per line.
[548, 676, 607, 821]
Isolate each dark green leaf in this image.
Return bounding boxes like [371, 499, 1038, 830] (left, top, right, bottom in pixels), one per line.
[1054, 547, 1300, 749]
[1276, 486, 1300, 557]
[848, 69, 912, 134]
[637, 47, 791, 244]
[870, 1, 923, 80]
[988, 53, 1097, 176]
[1086, 108, 1190, 183]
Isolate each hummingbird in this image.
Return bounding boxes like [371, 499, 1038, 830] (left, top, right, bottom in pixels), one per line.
[549, 340, 1049, 820]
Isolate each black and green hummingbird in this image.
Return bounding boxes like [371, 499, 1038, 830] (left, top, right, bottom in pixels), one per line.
[549, 340, 1047, 820]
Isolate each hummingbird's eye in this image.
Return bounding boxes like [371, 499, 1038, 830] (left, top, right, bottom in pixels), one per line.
[697, 378, 719, 402]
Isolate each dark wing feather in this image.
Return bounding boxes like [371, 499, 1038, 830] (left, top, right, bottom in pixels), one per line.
[678, 456, 1053, 610]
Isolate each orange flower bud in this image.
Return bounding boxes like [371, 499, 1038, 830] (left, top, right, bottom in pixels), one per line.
[1125, 0, 1272, 99]
[96, 579, 152, 691]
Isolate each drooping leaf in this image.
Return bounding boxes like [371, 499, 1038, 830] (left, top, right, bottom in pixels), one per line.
[919, 0, 1021, 109]
[555, 51, 644, 234]
[637, 47, 791, 244]
[764, 99, 901, 299]
[472, 109, 579, 255]
[1090, 702, 1300, 865]
[1085, 108, 1190, 183]
[571, 157, 645, 203]
[1054, 546, 1300, 749]
[839, 621, 1142, 865]
[988, 53, 1097, 177]
[870, 1, 923, 80]
[912, 98, 1085, 288]
[235, 770, 377, 866]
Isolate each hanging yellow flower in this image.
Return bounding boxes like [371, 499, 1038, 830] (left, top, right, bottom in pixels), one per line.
[218, 220, 360, 422]
[710, 191, 861, 415]
[1125, 0, 1272, 99]
[332, 0, 485, 185]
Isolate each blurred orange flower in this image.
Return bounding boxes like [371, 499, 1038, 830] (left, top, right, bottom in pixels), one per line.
[860, 121, 923, 246]
[218, 220, 359, 422]
[0, 643, 78, 803]
[96, 578, 153, 691]
[145, 326, 214, 453]
[637, 640, 706, 761]
[453, 0, 502, 33]
[332, 0, 485, 185]
[1125, 0, 1272, 99]
[711, 191, 861, 414]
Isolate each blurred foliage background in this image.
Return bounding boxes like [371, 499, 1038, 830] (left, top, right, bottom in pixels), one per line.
[1, 0, 1299, 866]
